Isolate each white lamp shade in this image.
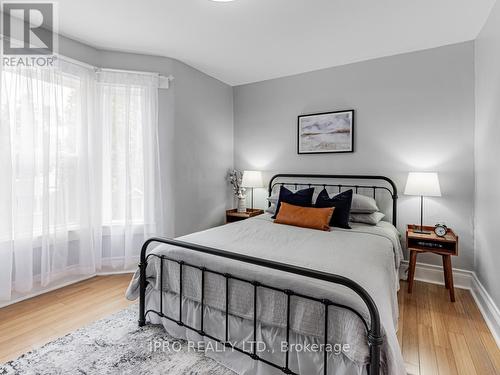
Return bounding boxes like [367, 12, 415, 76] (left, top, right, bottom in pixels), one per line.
[404, 172, 441, 197]
[241, 170, 263, 188]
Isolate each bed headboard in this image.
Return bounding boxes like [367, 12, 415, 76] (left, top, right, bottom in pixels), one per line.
[268, 174, 398, 226]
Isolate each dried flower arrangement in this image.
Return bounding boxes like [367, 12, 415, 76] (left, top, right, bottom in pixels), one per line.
[227, 169, 246, 198]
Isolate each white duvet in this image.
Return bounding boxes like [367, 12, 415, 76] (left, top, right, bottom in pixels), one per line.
[126, 214, 406, 375]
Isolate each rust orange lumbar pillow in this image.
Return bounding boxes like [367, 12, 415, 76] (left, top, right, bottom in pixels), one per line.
[274, 202, 335, 231]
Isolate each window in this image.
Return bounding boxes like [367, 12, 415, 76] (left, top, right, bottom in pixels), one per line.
[100, 83, 146, 225]
[0, 59, 163, 300]
[1, 68, 85, 236]
[1, 66, 158, 235]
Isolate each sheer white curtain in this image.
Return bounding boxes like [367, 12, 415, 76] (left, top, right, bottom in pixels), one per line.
[0, 60, 164, 302]
[96, 70, 164, 270]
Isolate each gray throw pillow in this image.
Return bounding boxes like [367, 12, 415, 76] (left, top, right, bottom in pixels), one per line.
[350, 212, 385, 225]
[350, 194, 379, 213]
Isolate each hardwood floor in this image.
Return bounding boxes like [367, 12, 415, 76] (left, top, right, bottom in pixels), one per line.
[0, 276, 499, 374]
[0, 274, 134, 363]
[399, 280, 500, 375]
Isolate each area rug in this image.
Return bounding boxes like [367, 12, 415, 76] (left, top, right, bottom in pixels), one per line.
[0, 304, 235, 375]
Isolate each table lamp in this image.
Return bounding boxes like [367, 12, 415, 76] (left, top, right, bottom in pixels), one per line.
[404, 172, 441, 234]
[242, 170, 263, 210]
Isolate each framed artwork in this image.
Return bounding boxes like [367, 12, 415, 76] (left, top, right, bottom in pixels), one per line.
[297, 110, 354, 154]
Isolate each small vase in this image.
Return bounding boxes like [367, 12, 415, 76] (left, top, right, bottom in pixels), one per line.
[237, 196, 247, 213]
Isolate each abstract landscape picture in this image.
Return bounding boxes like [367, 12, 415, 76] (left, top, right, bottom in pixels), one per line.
[298, 110, 354, 153]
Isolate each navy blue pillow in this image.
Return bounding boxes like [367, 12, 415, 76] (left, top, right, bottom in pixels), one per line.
[272, 186, 315, 219]
[315, 189, 353, 229]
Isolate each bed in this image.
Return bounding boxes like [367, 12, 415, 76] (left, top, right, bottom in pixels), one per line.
[126, 174, 407, 375]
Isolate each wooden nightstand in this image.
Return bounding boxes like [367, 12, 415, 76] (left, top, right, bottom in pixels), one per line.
[225, 208, 264, 223]
[406, 224, 458, 302]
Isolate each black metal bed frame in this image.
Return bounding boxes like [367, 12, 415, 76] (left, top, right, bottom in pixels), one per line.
[138, 174, 398, 375]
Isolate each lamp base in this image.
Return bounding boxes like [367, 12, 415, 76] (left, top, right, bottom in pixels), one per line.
[415, 196, 431, 235]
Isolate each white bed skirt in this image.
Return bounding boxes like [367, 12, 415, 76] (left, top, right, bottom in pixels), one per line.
[144, 288, 368, 375]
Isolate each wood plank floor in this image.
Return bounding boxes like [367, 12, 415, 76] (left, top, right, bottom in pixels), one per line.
[0, 274, 134, 363]
[399, 280, 500, 375]
[0, 276, 499, 374]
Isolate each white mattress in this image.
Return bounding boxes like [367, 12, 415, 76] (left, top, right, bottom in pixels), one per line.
[127, 214, 406, 375]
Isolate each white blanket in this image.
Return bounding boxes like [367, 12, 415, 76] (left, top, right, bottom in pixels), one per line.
[126, 214, 406, 374]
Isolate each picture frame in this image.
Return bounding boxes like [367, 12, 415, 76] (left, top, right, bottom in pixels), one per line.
[297, 110, 354, 154]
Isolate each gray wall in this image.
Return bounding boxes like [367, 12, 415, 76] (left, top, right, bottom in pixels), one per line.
[475, 1, 500, 307]
[234, 42, 476, 270]
[172, 61, 234, 236]
[59, 35, 234, 237]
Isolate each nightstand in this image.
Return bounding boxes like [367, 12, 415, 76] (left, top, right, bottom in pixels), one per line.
[225, 208, 264, 223]
[406, 224, 458, 302]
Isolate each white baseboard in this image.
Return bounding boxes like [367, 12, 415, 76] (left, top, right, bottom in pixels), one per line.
[400, 261, 500, 348]
[470, 274, 500, 348]
[399, 260, 473, 289]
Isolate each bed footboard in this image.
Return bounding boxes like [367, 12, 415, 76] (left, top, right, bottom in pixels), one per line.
[138, 237, 383, 375]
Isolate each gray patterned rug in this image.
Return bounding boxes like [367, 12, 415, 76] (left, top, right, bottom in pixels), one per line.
[0, 305, 235, 375]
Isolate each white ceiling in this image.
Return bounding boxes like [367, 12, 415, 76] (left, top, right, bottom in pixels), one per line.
[57, 0, 496, 86]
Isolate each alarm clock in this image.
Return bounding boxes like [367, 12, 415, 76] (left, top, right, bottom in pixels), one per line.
[434, 223, 448, 237]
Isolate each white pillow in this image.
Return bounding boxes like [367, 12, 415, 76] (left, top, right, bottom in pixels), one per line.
[350, 194, 379, 213]
[265, 204, 276, 214]
[312, 189, 321, 203]
[266, 195, 278, 214]
[350, 212, 385, 225]
[267, 194, 278, 204]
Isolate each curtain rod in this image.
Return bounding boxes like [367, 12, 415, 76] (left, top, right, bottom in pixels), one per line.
[56, 53, 174, 82]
